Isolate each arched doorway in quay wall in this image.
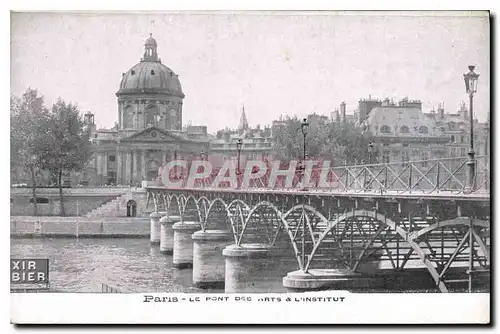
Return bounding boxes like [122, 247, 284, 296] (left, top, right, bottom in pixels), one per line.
[126, 200, 137, 217]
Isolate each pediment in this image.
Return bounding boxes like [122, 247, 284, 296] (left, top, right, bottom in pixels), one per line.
[120, 127, 185, 143]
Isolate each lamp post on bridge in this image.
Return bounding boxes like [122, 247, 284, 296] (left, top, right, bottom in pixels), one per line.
[463, 65, 479, 192]
[368, 141, 374, 165]
[236, 138, 243, 174]
[300, 118, 309, 163]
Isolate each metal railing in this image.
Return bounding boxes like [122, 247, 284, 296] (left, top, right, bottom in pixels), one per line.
[155, 156, 490, 195]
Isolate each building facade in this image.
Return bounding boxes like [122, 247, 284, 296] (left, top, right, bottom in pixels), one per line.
[209, 107, 273, 168]
[83, 34, 210, 186]
[358, 97, 450, 164]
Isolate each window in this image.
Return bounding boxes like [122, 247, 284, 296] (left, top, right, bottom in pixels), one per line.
[450, 135, 455, 143]
[108, 155, 116, 162]
[402, 142, 409, 148]
[460, 136, 465, 143]
[400, 125, 409, 133]
[131, 70, 136, 75]
[380, 125, 391, 133]
[29, 197, 49, 204]
[460, 148, 466, 157]
[151, 70, 155, 75]
[419, 126, 428, 134]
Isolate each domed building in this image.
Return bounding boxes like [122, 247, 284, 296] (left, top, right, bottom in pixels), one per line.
[82, 34, 210, 186]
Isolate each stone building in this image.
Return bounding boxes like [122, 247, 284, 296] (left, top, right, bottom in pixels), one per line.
[358, 97, 450, 164]
[84, 34, 210, 186]
[209, 106, 273, 168]
[424, 102, 490, 159]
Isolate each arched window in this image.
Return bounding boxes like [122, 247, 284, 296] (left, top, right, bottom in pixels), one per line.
[450, 135, 455, 143]
[146, 105, 159, 127]
[400, 125, 409, 133]
[380, 125, 391, 134]
[419, 126, 428, 134]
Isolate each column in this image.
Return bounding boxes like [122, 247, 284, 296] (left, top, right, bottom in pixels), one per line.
[141, 150, 147, 180]
[132, 150, 138, 185]
[125, 151, 132, 185]
[116, 151, 123, 185]
[103, 153, 108, 184]
[96, 154, 102, 176]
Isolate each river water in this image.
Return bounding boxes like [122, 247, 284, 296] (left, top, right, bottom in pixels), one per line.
[11, 237, 487, 293]
[10, 238, 299, 293]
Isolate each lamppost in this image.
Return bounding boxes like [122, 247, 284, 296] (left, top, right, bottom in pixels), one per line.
[301, 118, 309, 162]
[368, 141, 374, 165]
[236, 138, 243, 175]
[463, 65, 479, 192]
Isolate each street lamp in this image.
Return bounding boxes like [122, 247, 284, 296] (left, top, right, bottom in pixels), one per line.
[368, 141, 374, 165]
[301, 118, 309, 162]
[463, 65, 479, 191]
[236, 138, 243, 175]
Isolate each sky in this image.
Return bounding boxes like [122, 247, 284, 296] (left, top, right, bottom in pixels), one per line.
[10, 11, 490, 133]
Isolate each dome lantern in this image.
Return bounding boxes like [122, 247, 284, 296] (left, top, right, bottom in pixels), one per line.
[142, 33, 160, 63]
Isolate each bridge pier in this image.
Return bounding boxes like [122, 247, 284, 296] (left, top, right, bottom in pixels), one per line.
[149, 212, 162, 245]
[223, 243, 285, 293]
[192, 230, 233, 289]
[282, 269, 377, 292]
[172, 221, 200, 268]
[159, 215, 181, 254]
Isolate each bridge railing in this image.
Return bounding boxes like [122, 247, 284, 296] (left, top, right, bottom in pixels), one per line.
[154, 156, 489, 195]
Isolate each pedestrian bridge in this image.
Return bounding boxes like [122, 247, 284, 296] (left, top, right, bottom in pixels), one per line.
[145, 156, 490, 293]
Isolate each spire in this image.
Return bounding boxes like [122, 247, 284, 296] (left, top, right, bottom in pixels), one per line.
[239, 105, 249, 131]
[141, 33, 159, 62]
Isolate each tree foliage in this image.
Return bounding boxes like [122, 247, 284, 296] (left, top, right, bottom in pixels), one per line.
[272, 116, 377, 166]
[45, 98, 93, 215]
[10, 90, 93, 216]
[10, 88, 52, 215]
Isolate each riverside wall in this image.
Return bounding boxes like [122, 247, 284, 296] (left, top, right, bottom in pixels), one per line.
[10, 217, 150, 238]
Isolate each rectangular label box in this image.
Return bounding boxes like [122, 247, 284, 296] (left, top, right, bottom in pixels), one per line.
[11, 259, 49, 284]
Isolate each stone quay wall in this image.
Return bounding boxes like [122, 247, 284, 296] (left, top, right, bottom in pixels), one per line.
[10, 187, 132, 217]
[10, 217, 150, 238]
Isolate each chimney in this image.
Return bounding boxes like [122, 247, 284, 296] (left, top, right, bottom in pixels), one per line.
[340, 102, 346, 122]
[333, 108, 340, 122]
[460, 101, 468, 121]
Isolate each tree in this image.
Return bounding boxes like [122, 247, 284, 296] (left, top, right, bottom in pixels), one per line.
[10, 88, 52, 215]
[272, 116, 378, 166]
[45, 98, 92, 216]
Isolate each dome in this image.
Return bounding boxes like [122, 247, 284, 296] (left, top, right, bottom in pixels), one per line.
[117, 62, 184, 97]
[116, 34, 184, 98]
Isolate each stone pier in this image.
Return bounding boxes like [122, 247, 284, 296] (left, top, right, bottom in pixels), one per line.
[159, 215, 181, 254]
[172, 221, 200, 268]
[149, 212, 162, 245]
[223, 243, 281, 293]
[192, 230, 234, 289]
[282, 269, 380, 292]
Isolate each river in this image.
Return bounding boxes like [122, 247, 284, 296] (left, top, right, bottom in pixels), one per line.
[11, 237, 487, 293]
[10, 237, 299, 293]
